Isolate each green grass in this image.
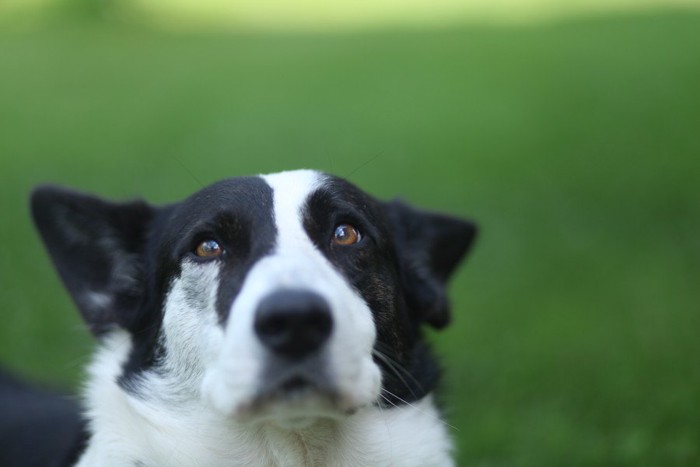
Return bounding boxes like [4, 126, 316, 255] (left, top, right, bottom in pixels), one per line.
[1, 10, 699, 466]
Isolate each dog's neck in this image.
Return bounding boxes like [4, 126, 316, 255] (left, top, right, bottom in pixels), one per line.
[74, 332, 454, 467]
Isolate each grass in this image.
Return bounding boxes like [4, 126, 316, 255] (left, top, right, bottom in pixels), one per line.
[1, 10, 699, 466]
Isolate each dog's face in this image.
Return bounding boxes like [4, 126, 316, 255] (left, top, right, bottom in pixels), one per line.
[32, 170, 475, 425]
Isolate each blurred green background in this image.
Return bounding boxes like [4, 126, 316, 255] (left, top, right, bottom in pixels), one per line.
[1, 1, 699, 465]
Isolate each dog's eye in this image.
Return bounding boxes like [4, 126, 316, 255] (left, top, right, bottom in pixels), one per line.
[332, 224, 361, 246]
[194, 239, 223, 259]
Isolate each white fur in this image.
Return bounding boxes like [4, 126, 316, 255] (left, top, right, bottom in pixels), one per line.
[83, 291, 112, 312]
[74, 170, 454, 466]
[78, 335, 453, 466]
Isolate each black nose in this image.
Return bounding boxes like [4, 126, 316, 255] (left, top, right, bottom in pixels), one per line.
[254, 290, 333, 359]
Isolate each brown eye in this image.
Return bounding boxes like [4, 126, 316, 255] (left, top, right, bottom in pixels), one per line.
[332, 224, 361, 246]
[194, 239, 223, 259]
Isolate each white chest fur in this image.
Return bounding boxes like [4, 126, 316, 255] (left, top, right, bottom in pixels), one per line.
[74, 332, 454, 467]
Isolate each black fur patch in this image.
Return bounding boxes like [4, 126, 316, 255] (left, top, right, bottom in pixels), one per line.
[152, 177, 277, 324]
[302, 176, 475, 406]
[121, 177, 276, 390]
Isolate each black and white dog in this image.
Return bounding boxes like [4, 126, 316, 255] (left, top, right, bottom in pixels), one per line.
[2, 170, 476, 466]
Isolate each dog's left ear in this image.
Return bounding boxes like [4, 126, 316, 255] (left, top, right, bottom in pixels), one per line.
[385, 200, 477, 329]
[31, 186, 155, 336]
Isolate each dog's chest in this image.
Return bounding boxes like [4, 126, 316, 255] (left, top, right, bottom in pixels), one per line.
[75, 396, 454, 467]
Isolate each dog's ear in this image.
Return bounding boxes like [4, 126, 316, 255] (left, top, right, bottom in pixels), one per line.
[31, 186, 155, 336]
[385, 200, 477, 329]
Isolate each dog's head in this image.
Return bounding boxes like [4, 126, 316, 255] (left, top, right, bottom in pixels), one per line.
[32, 170, 476, 425]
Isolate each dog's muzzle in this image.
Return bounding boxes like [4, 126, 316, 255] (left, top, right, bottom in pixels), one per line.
[250, 289, 341, 412]
[202, 281, 380, 422]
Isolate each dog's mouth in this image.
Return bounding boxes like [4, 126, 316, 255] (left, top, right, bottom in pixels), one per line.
[202, 351, 380, 427]
[277, 375, 319, 394]
[254, 375, 338, 408]
[233, 368, 358, 425]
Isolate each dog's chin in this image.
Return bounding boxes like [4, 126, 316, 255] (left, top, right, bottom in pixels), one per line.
[204, 374, 367, 427]
[202, 355, 383, 427]
[233, 378, 363, 427]
[243, 391, 352, 428]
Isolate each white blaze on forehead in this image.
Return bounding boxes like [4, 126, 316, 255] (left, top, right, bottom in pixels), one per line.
[258, 169, 337, 290]
[261, 169, 324, 249]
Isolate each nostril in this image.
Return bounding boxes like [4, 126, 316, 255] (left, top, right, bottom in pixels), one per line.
[256, 314, 288, 338]
[254, 290, 333, 359]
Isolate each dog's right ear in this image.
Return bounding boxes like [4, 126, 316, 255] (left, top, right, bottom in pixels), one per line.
[31, 186, 155, 336]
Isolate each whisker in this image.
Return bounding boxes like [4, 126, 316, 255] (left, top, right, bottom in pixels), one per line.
[346, 153, 383, 178]
[174, 157, 205, 188]
[373, 344, 426, 393]
[380, 387, 459, 433]
[372, 347, 427, 403]
[374, 394, 397, 460]
[379, 393, 399, 410]
[372, 350, 419, 401]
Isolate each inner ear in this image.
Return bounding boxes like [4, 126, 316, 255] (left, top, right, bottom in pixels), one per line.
[386, 200, 477, 329]
[31, 185, 155, 336]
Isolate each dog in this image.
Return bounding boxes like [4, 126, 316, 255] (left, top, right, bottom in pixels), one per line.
[1, 169, 476, 466]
